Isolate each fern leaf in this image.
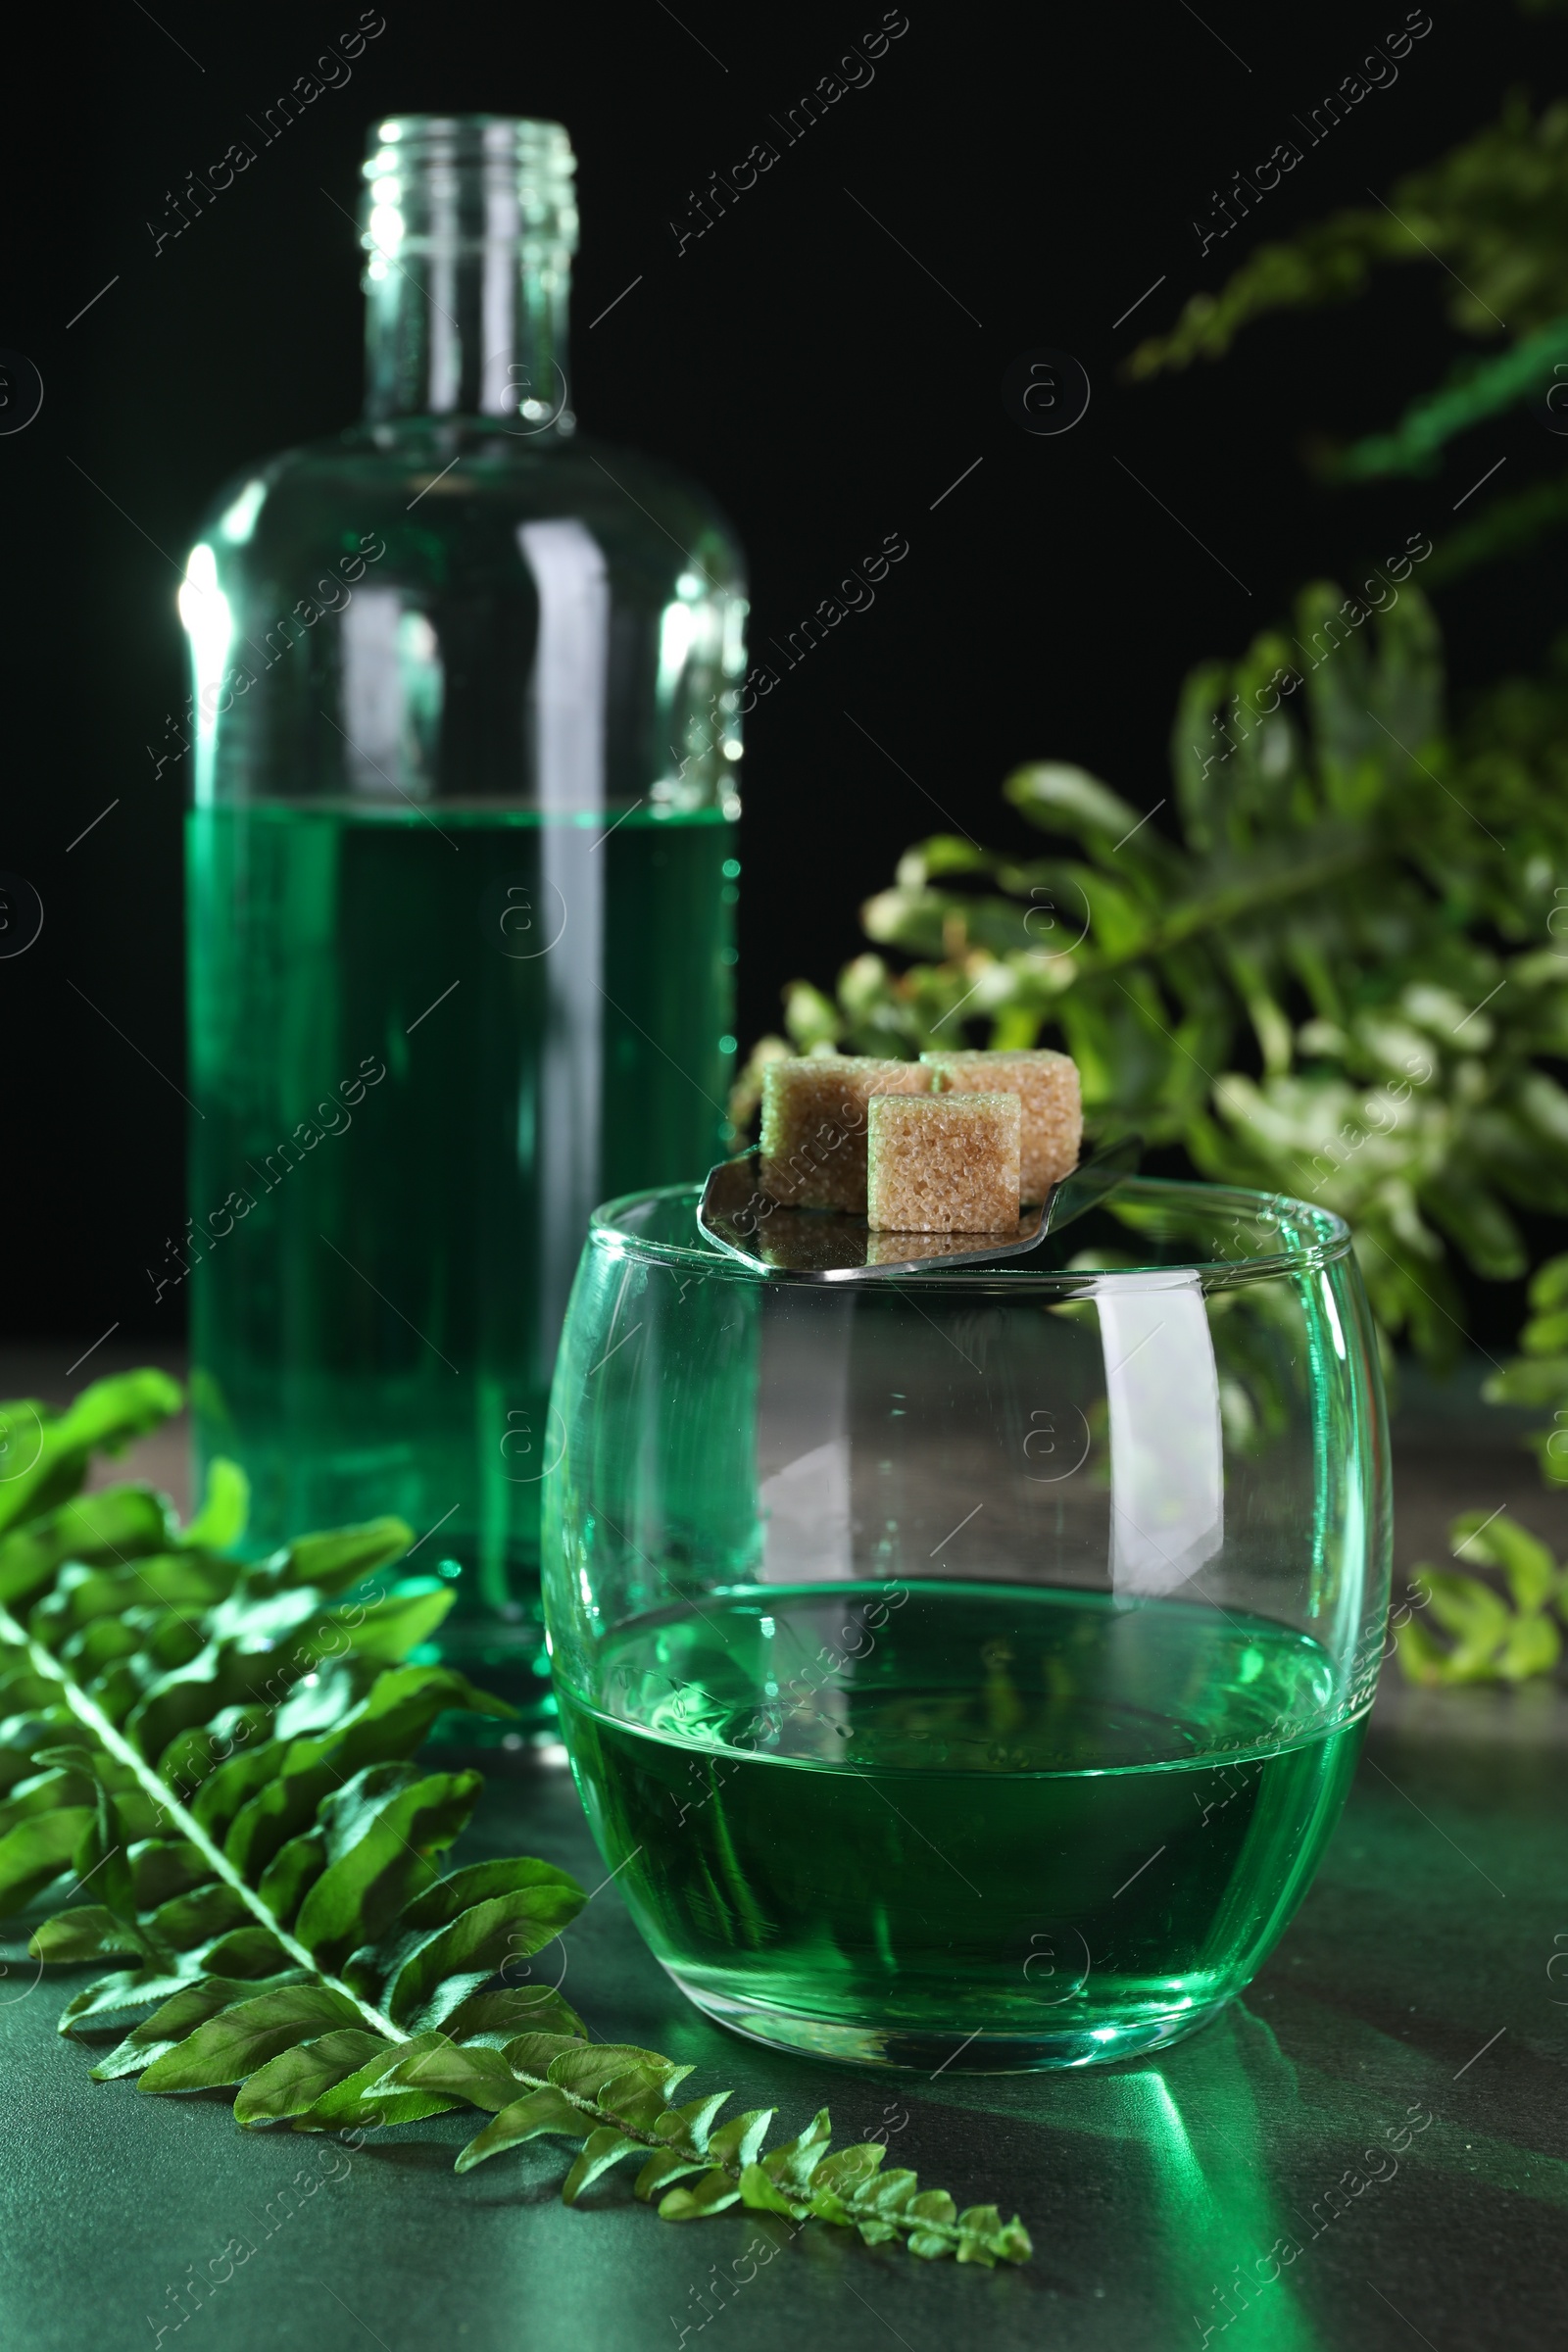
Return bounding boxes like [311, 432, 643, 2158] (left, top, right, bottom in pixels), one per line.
[5, 1371, 1031, 2271]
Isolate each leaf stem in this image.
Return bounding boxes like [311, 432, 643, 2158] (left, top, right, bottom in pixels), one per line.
[456, 2069, 984, 2254]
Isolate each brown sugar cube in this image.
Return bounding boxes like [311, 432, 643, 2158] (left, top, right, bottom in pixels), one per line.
[866, 1092, 1021, 1232]
[760, 1055, 932, 1210]
[864, 1229, 979, 1266]
[920, 1049, 1082, 1203]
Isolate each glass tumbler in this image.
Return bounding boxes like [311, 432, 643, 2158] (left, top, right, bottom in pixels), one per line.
[543, 1177, 1390, 2072]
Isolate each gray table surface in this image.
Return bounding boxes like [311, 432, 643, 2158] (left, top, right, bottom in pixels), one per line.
[1, 1343, 1564, 2351]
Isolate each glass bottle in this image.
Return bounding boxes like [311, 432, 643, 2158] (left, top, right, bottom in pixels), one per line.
[180, 117, 746, 1711]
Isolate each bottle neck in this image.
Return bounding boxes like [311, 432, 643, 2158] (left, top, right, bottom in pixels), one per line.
[358, 118, 577, 428]
[362, 240, 574, 427]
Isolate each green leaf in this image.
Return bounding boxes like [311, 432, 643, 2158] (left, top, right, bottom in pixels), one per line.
[1450, 1511, 1558, 1611]
[0, 1371, 180, 1543]
[0, 1748, 47, 1797]
[635, 2146, 712, 2200]
[287, 2031, 455, 2131]
[397, 1855, 585, 1933]
[1, 1486, 174, 1610]
[1497, 1611, 1560, 1680]
[180, 1457, 250, 1552]
[293, 1767, 481, 1970]
[269, 1663, 363, 1740]
[563, 2128, 644, 2203]
[708, 2107, 775, 2171]
[659, 2167, 743, 2221]
[87, 1974, 311, 2076]
[951, 2202, 1035, 2264]
[760, 2110, 833, 2195]
[267, 1518, 413, 1596]
[440, 1987, 586, 2046]
[136, 1984, 365, 2091]
[382, 1886, 588, 2031]
[0, 1806, 92, 1915]
[1338, 318, 1568, 485]
[29, 1904, 143, 1963]
[34, 1550, 235, 1636]
[546, 2043, 686, 2101]
[658, 2089, 732, 2151]
[308, 1583, 454, 1668]
[1418, 1569, 1510, 1654]
[1521, 1307, 1568, 1356]
[1395, 1614, 1463, 1686]
[373, 2037, 521, 2113]
[192, 1745, 284, 1838]
[146, 1709, 267, 1804]
[500, 2030, 591, 2078]
[590, 2067, 679, 2135]
[255, 1833, 326, 1929]
[233, 2029, 390, 2124]
[1004, 761, 1148, 850]
[908, 2188, 957, 2227]
[142, 1881, 253, 1949]
[200, 1925, 294, 1978]
[0, 1767, 91, 1840]
[738, 2162, 805, 2219]
[454, 2086, 584, 2172]
[220, 1667, 508, 1885]
[812, 2144, 886, 2193]
[1528, 1253, 1568, 1312]
[129, 1838, 212, 1910]
[864, 2168, 920, 2215]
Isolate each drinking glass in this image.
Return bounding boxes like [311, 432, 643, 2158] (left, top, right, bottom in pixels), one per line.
[543, 1177, 1390, 2072]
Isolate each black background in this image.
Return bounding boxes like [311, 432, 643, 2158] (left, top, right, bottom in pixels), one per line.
[4, 0, 1562, 1342]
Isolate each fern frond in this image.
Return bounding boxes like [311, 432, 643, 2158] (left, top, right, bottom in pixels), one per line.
[4, 1373, 1029, 2270]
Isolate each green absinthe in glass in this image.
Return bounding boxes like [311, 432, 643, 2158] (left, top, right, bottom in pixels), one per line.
[546, 1180, 1389, 2069]
[561, 1582, 1366, 2071]
[181, 119, 745, 1705]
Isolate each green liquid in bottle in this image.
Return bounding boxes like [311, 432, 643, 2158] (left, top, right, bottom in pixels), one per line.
[181, 120, 746, 1713]
[187, 801, 734, 1688]
[557, 1582, 1365, 2070]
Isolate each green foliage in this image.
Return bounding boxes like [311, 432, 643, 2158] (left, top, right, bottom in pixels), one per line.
[4, 1372, 1027, 2269]
[1333, 316, 1568, 483]
[1423, 472, 1568, 588]
[1115, 31, 1568, 1455]
[1396, 1509, 1567, 1684]
[1482, 1250, 1568, 1483]
[735, 587, 1568, 1368]
[1128, 96, 1568, 370]
[1125, 95, 1568, 581]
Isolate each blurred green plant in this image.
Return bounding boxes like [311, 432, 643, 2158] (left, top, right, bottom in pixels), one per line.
[1126, 93, 1568, 583]
[734, 584, 1568, 1369]
[1482, 1251, 1568, 1483]
[737, 29, 1568, 1390]
[1117, 23, 1568, 1467]
[1396, 1508, 1565, 1684]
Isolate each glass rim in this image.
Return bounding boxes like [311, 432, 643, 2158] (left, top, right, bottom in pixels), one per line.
[588, 1175, 1354, 1292]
